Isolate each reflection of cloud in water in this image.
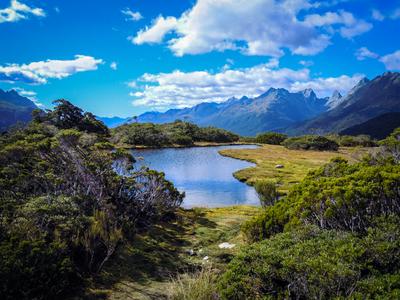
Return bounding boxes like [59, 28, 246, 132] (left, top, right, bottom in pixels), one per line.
[132, 145, 260, 208]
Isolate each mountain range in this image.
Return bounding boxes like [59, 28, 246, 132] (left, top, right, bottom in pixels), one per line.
[288, 72, 400, 135]
[123, 72, 399, 137]
[136, 88, 333, 136]
[0, 89, 37, 132]
[2, 72, 399, 137]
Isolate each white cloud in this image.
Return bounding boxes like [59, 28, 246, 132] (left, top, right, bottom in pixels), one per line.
[122, 8, 143, 21]
[0, 55, 103, 84]
[304, 10, 372, 38]
[128, 63, 363, 109]
[0, 0, 45, 23]
[355, 47, 379, 61]
[14, 87, 45, 107]
[132, 0, 372, 57]
[132, 16, 178, 44]
[133, 0, 331, 57]
[110, 62, 118, 70]
[371, 9, 384, 21]
[380, 50, 400, 71]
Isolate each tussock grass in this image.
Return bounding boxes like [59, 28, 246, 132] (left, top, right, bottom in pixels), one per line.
[166, 267, 220, 300]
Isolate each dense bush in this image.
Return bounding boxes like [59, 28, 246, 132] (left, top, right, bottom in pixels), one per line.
[282, 135, 339, 151]
[243, 156, 400, 241]
[254, 132, 287, 145]
[254, 180, 279, 207]
[328, 134, 377, 147]
[0, 100, 184, 299]
[220, 219, 400, 299]
[111, 120, 239, 147]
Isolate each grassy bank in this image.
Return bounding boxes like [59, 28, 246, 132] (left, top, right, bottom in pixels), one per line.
[88, 206, 260, 299]
[116, 141, 256, 150]
[220, 144, 365, 193]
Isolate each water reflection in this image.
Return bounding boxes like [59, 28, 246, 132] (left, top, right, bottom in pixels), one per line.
[132, 145, 260, 208]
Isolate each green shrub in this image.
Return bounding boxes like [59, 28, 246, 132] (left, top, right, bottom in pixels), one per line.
[254, 180, 278, 207]
[220, 218, 400, 299]
[243, 156, 400, 241]
[254, 132, 287, 145]
[111, 122, 239, 147]
[170, 134, 194, 146]
[328, 134, 377, 147]
[0, 235, 76, 299]
[282, 135, 339, 151]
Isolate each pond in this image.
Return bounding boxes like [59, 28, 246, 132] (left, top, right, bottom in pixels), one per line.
[132, 145, 260, 208]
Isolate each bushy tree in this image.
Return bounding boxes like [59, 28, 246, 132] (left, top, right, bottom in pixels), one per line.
[254, 132, 287, 145]
[282, 135, 339, 151]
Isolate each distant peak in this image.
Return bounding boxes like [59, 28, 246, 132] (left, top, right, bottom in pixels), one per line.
[259, 87, 289, 98]
[331, 90, 342, 99]
[301, 88, 316, 98]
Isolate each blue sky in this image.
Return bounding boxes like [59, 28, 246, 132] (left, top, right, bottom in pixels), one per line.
[0, 0, 399, 117]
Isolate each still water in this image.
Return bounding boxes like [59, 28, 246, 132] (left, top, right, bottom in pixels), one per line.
[132, 145, 260, 208]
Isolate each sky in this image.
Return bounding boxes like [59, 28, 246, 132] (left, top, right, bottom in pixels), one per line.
[0, 0, 399, 117]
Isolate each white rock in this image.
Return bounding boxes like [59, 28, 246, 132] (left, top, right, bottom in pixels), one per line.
[218, 242, 236, 249]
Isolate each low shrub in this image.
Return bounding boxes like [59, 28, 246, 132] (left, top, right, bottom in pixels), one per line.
[282, 135, 339, 151]
[220, 218, 400, 299]
[254, 180, 278, 207]
[328, 134, 377, 147]
[254, 132, 287, 145]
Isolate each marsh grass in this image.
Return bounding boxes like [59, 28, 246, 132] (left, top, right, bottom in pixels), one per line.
[166, 266, 220, 300]
[220, 144, 365, 193]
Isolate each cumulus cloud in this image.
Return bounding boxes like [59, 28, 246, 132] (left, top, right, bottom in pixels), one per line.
[133, 0, 331, 57]
[355, 47, 379, 61]
[132, 16, 178, 44]
[128, 63, 363, 109]
[132, 0, 372, 57]
[0, 55, 103, 84]
[0, 0, 45, 23]
[380, 50, 400, 71]
[122, 8, 143, 21]
[304, 10, 372, 38]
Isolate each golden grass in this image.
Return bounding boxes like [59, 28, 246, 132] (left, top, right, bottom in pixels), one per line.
[220, 144, 366, 194]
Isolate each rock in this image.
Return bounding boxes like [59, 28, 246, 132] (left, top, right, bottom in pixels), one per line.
[203, 256, 209, 260]
[219, 242, 236, 249]
[186, 249, 195, 256]
[275, 164, 284, 169]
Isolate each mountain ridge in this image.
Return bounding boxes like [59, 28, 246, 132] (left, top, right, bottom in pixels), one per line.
[0, 89, 38, 131]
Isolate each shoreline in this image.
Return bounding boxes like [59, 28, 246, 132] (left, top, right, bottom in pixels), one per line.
[117, 141, 260, 150]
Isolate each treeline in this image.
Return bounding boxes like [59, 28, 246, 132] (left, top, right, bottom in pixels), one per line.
[0, 100, 183, 299]
[243, 131, 377, 150]
[111, 120, 240, 147]
[168, 128, 400, 299]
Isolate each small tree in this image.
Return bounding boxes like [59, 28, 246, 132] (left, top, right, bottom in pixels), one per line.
[254, 180, 279, 207]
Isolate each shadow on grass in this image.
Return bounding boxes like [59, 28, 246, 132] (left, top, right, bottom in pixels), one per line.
[90, 208, 218, 297]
